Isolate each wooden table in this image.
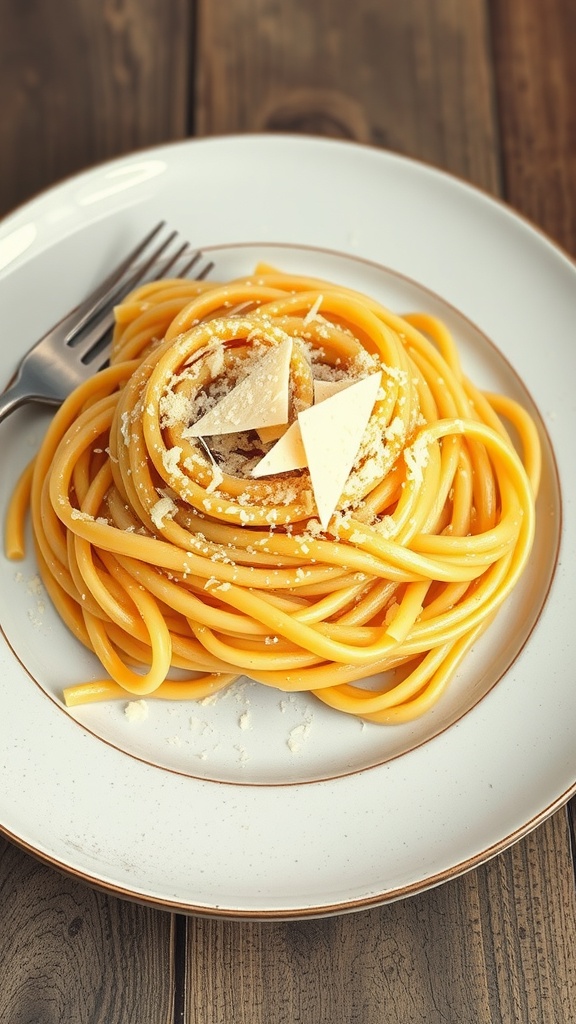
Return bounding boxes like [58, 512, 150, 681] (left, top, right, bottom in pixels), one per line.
[1, 1, 575, 1020]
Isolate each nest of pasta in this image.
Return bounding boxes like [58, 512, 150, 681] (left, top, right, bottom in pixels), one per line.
[6, 266, 540, 722]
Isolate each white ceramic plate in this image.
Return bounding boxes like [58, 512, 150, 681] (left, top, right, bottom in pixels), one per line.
[0, 135, 572, 919]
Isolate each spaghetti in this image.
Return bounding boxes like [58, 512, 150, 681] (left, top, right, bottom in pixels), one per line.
[5, 268, 541, 723]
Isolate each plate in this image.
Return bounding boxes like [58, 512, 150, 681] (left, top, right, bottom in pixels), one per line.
[0, 134, 573, 919]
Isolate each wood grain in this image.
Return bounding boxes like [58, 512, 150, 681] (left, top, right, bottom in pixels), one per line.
[195, 0, 501, 191]
[185, 812, 576, 1024]
[0, 838, 175, 1024]
[190, 1, 576, 1020]
[0, 0, 575, 1021]
[0, 0, 191, 218]
[478, 813, 576, 1022]
[0, 4, 189, 1019]
[490, 0, 576, 870]
[490, 0, 576, 254]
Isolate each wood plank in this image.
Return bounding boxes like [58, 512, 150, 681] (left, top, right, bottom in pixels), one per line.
[0, 1, 574, 1023]
[478, 813, 576, 1022]
[0, 4, 192, 1019]
[189, 1, 576, 1021]
[0, 0, 191, 218]
[185, 813, 576, 1024]
[490, 0, 576, 255]
[0, 838, 175, 1023]
[195, 0, 500, 192]
[489, 0, 576, 876]
[186, 879, 491, 1024]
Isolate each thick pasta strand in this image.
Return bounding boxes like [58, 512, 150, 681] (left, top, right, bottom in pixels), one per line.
[4, 268, 540, 722]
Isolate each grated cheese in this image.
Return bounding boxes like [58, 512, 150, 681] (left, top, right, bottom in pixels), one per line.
[150, 495, 178, 529]
[186, 337, 293, 436]
[124, 700, 149, 723]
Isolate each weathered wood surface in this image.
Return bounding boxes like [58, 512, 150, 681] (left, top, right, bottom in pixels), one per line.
[0, 0, 191, 218]
[0, 838, 176, 1023]
[1, 0, 575, 1020]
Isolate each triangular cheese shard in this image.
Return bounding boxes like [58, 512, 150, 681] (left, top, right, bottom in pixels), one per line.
[257, 423, 287, 444]
[298, 372, 381, 530]
[186, 338, 292, 436]
[313, 378, 353, 404]
[252, 420, 307, 478]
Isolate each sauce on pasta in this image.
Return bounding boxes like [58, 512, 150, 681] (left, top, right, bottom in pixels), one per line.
[5, 267, 541, 723]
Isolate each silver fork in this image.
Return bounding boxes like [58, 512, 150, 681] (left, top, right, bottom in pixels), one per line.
[0, 222, 214, 424]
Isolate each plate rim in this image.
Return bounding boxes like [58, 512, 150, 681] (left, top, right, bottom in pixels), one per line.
[0, 133, 574, 918]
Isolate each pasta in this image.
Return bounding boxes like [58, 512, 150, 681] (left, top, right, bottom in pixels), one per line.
[5, 266, 541, 723]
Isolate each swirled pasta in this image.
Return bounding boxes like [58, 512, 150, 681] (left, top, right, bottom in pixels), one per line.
[5, 267, 541, 723]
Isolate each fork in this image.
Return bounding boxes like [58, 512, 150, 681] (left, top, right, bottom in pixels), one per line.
[0, 222, 214, 425]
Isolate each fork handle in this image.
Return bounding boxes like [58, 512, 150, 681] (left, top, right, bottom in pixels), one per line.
[0, 375, 56, 426]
